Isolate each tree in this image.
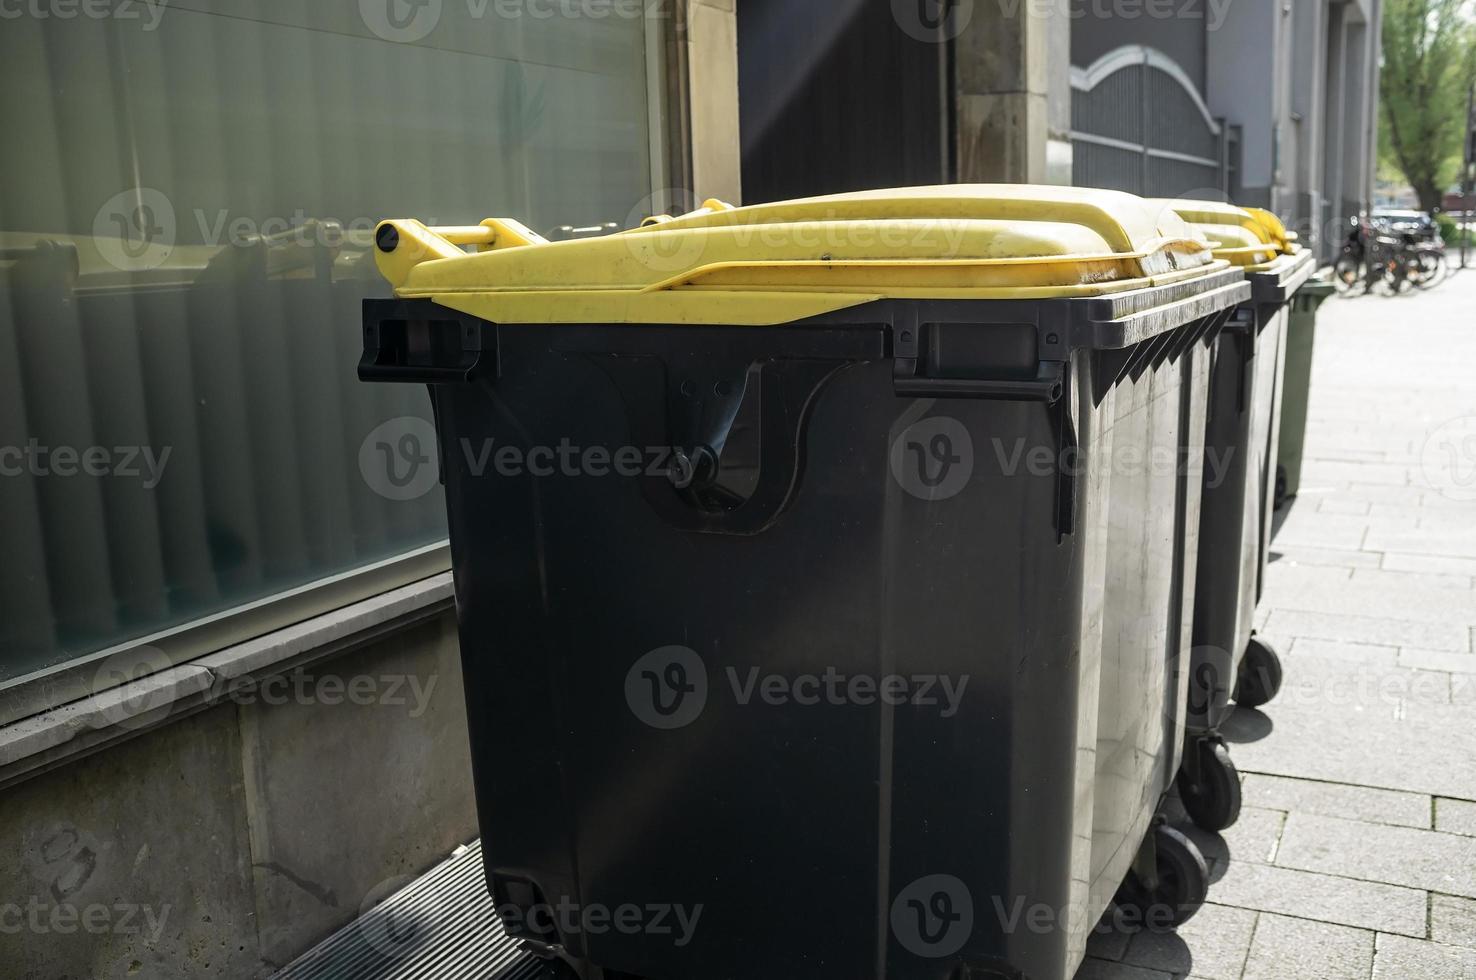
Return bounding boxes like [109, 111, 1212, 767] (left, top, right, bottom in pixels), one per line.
[1380, 0, 1476, 212]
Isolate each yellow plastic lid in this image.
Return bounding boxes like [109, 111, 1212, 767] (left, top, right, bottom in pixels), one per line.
[1150, 199, 1300, 270]
[1243, 207, 1300, 253]
[375, 185, 1228, 325]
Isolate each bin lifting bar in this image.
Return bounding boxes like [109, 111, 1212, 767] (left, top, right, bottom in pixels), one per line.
[378, 199, 738, 260]
[373, 217, 550, 276]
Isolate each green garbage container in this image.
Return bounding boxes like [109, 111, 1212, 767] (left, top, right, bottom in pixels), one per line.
[359, 186, 1249, 980]
[1277, 275, 1335, 505]
[1152, 201, 1314, 832]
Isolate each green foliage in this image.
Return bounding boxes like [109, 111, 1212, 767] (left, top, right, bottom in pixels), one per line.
[1380, 0, 1476, 211]
[1437, 211, 1476, 244]
[1436, 213, 1469, 245]
[1445, 218, 1476, 244]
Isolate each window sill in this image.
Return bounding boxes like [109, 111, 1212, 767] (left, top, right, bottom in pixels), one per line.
[0, 571, 455, 790]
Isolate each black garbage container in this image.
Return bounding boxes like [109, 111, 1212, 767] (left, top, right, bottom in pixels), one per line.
[360, 186, 1248, 980]
[1277, 275, 1336, 505]
[1153, 201, 1314, 832]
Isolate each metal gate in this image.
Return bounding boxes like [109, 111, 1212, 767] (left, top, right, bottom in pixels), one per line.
[1071, 45, 1232, 199]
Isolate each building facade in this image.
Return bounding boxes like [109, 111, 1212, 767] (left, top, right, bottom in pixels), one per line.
[1069, 0, 1384, 259]
[736, 0, 1382, 261]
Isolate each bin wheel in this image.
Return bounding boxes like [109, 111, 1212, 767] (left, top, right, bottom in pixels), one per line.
[1177, 739, 1242, 832]
[1234, 636, 1284, 709]
[1115, 825, 1210, 930]
[530, 959, 581, 980]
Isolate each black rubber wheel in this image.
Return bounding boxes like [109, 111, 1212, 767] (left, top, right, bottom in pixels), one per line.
[1234, 636, 1284, 709]
[1178, 739, 1242, 832]
[1333, 256, 1360, 294]
[1415, 251, 1445, 288]
[1114, 825, 1210, 929]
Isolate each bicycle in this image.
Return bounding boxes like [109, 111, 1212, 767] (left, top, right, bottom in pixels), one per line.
[1411, 237, 1448, 289]
[1333, 217, 1369, 294]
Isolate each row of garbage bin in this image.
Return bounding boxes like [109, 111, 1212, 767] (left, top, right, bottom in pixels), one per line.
[357, 186, 1330, 980]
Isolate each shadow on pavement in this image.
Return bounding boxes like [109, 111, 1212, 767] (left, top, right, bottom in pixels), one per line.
[1221, 706, 1274, 744]
[1077, 744, 1263, 977]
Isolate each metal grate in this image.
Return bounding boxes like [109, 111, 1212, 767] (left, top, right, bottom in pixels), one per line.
[273, 841, 552, 980]
[1070, 45, 1232, 200]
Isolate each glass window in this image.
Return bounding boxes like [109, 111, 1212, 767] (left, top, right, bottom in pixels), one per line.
[0, 1, 659, 687]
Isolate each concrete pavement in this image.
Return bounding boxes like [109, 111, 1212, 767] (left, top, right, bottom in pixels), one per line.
[1080, 269, 1476, 979]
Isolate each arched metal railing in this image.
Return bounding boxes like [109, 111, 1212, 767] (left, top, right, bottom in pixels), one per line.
[1070, 45, 1233, 199]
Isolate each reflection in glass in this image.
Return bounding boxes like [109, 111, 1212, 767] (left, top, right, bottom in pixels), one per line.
[0, 5, 655, 681]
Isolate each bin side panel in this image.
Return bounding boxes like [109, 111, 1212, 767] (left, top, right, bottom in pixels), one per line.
[1190, 327, 1256, 732]
[883, 386, 1090, 980]
[1066, 348, 1111, 969]
[1254, 308, 1289, 603]
[443, 336, 889, 978]
[1276, 304, 1319, 501]
[1088, 333, 1207, 916]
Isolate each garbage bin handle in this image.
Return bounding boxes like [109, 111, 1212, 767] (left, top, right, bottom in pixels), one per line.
[359, 301, 489, 384]
[893, 361, 1066, 403]
[592, 352, 851, 535]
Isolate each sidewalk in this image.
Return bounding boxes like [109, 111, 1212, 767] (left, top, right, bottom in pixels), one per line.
[1081, 271, 1476, 979]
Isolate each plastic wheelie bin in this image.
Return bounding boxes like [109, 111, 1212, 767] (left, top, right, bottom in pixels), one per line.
[1276, 274, 1335, 505]
[359, 186, 1249, 980]
[1152, 201, 1314, 832]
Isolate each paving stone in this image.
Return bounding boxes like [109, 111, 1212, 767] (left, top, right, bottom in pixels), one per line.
[1320, 498, 1372, 516]
[1366, 502, 1432, 521]
[1276, 813, 1476, 899]
[1241, 774, 1430, 830]
[1209, 858, 1425, 937]
[1418, 481, 1476, 507]
[1230, 694, 1476, 799]
[1343, 484, 1437, 506]
[1365, 526, 1476, 562]
[1265, 578, 1476, 629]
[1276, 654, 1452, 712]
[1306, 421, 1430, 444]
[1086, 924, 1132, 961]
[1398, 648, 1476, 674]
[1453, 675, 1476, 706]
[1267, 546, 1383, 570]
[1381, 553, 1476, 578]
[1290, 479, 1348, 497]
[1351, 566, 1474, 591]
[1264, 563, 1355, 590]
[1263, 609, 1470, 652]
[1317, 449, 1404, 465]
[1372, 934, 1476, 980]
[1241, 914, 1374, 980]
[1418, 512, 1476, 536]
[1289, 638, 1399, 666]
[1302, 460, 1413, 489]
[1272, 511, 1374, 550]
[1220, 806, 1287, 865]
[1431, 894, 1476, 949]
[1411, 492, 1476, 512]
[1171, 807, 1284, 882]
[1435, 798, 1476, 838]
[1121, 903, 1256, 980]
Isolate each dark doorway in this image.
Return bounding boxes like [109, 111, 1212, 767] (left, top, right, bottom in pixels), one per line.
[738, 0, 951, 204]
